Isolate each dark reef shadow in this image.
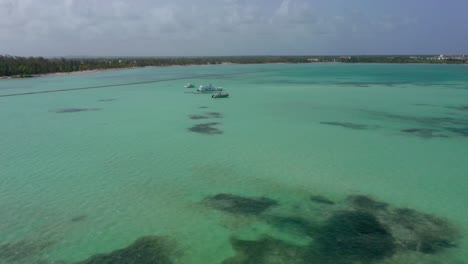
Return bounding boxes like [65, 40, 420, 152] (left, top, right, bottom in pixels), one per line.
[320, 121, 379, 130]
[361, 110, 468, 138]
[362, 110, 468, 126]
[444, 127, 468, 137]
[401, 128, 448, 138]
[316, 210, 396, 262]
[222, 193, 462, 263]
[189, 112, 223, 120]
[337, 81, 409, 87]
[222, 236, 313, 264]
[413, 103, 437, 107]
[75, 236, 176, 264]
[0, 238, 56, 263]
[204, 193, 278, 216]
[224, 214, 400, 264]
[310, 195, 335, 205]
[446, 106, 468, 112]
[347, 195, 389, 211]
[206, 112, 223, 118]
[386, 208, 459, 254]
[344, 195, 460, 255]
[49, 108, 101, 113]
[189, 115, 210, 120]
[263, 215, 316, 237]
[70, 215, 88, 223]
[188, 122, 223, 135]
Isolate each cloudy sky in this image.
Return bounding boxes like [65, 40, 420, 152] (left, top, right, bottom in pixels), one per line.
[0, 0, 467, 56]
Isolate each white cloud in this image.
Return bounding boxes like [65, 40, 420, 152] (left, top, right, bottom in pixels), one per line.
[0, 0, 440, 56]
[273, 0, 317, 24]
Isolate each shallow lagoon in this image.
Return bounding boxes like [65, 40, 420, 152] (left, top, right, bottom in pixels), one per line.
[0, 63, 467, 263]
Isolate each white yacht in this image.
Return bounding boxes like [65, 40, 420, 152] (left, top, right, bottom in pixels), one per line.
[197, 84, 223, 92]
[184, 83, 195, 88]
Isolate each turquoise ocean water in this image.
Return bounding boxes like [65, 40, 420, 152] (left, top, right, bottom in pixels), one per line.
[1, 63, 467, 263]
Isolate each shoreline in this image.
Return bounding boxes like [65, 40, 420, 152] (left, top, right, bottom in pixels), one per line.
[0, 64, 229, 80]
[0, 67, 139, 80]
[1, 61, 467, 80]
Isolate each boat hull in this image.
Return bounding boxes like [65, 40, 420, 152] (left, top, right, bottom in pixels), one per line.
[212, 93, 229, 98]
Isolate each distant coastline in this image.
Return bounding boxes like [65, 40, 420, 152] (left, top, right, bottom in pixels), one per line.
[1, 55, 467, 79]
[0, 68, 135, 79]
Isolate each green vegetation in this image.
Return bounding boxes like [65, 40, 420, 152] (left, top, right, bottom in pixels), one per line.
[1, 55, 467, 77]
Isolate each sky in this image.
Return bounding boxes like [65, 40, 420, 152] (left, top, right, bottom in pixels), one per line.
[0, 0, 467, 56]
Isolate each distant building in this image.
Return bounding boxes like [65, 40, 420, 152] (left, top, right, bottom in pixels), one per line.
[430, 54, 467, 60]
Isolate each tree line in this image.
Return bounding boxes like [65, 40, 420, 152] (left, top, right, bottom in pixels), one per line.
[1, 55, 466, 77]
[0, 55, 311, 77]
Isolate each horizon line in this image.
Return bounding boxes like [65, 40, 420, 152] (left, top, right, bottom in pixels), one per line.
[2, 54, 467, 59]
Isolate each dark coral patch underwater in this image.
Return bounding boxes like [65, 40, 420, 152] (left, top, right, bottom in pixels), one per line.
[223, 236, 312, 264]
[189, 115, 210, 120]
[310, 195, 335, 205]
[189, 112, 223, 120]
[444, 127, 468, 137]
[0, 238, 56, 264]
[263, 215, 316, 237]
[384, 208, 459, 255]
[49, 108, 101, 113]
[70, 215, 88, 223]
[316, 210, 396, 262]
[2, 236, 177, 264]
[400, 128, 448, 138]
[188, 122, 223, 135]
[223, 210, 397, 264]
[447, 105, 468, 112]
[338, 81, 410, 87]
[75, 236, 176, 264]
[362, 110, 468, 138]
[348, 195, 389, 211]
[210, 193, 461, 264]
[320, 121, 379, 130]
[204, 193, 278, 216]
[206, 112, 223, 118]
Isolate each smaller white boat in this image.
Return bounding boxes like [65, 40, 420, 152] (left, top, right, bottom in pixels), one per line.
[212, 92, 229, 98]
[184, 83, 195, 88]
[197, 84, 223, 92]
